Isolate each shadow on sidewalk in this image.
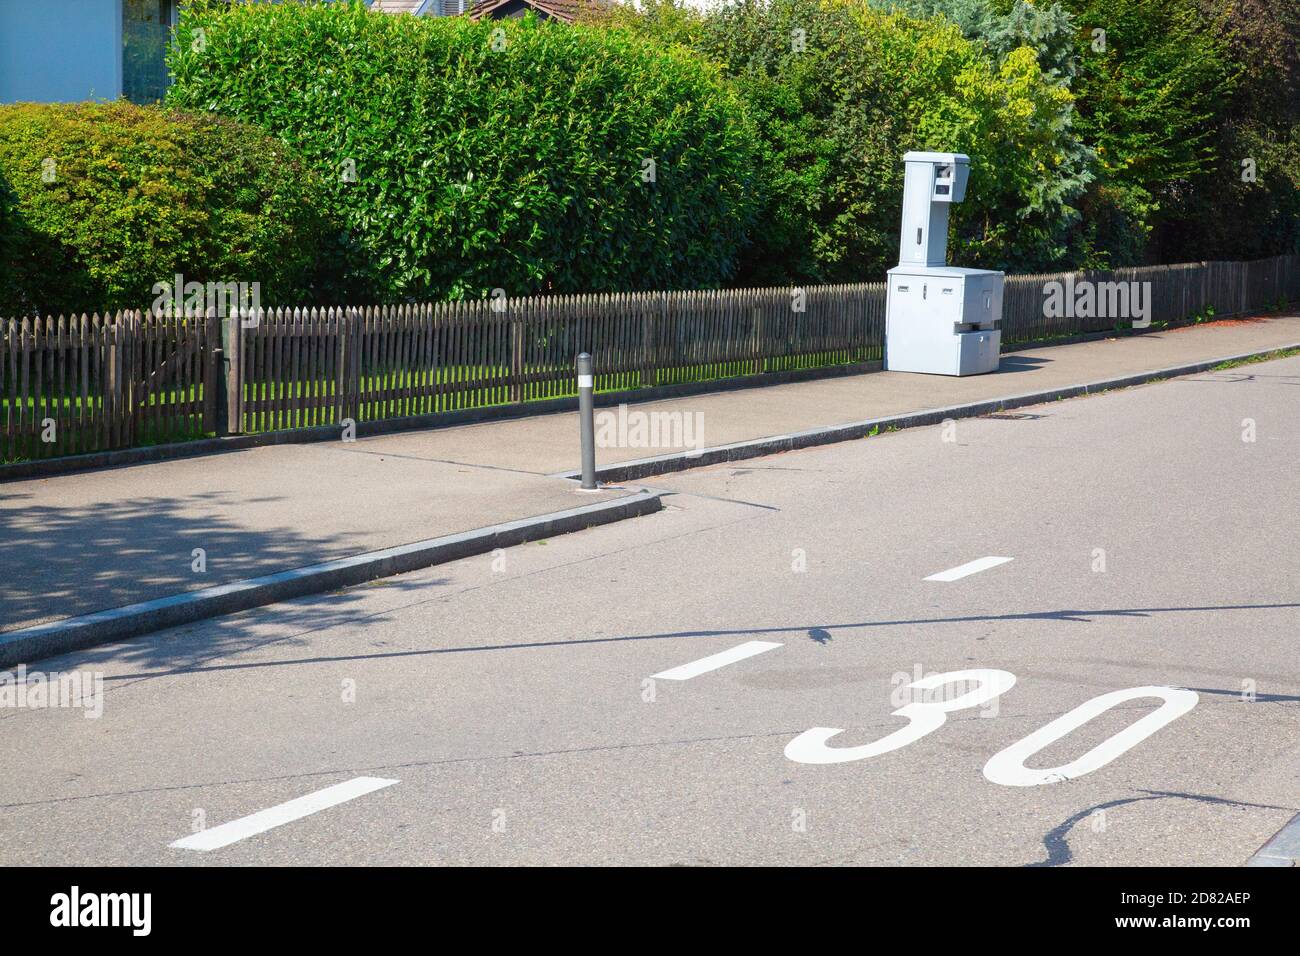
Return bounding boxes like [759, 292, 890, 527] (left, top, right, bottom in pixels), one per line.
[995, 355, 1052, 373]
[0, 492, 375, 635]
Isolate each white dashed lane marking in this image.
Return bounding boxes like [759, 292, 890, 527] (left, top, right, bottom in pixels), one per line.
[651, 641, 783, 680]
[924, 556, 1014, 582]
[169, 776, 399, 852]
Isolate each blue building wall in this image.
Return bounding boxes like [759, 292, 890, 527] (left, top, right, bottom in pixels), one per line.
[0, 0, 123, 104]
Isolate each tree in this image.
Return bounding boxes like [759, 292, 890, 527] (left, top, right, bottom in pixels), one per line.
[1056, 0, 1236, 264]
[592, 0, 1088, 282]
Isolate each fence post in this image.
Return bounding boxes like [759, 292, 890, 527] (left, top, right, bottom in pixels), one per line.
[640, 300, 657, 388]
[223, 310, 243, 434]
[123, 313, 136, 447]
[351, 310, 363, 423]
[105, 316, 119, 445]
[337, 308, 362, 425]
[511, 312, 524, 404]
[336, 309, 349, 425]
[204, 308, 226, 436]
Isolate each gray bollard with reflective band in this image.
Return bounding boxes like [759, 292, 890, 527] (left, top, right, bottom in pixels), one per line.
[577, 352, 597, 490]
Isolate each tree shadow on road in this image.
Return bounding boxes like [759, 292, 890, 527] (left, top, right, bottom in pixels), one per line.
[609, 603, 1300, 639]
[71, 573, 445, 676]
[90, 601, 1300, 681]
[1027, 790, 1296, 867]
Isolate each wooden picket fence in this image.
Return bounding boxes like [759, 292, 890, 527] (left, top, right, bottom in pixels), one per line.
[0, 312, 215, 463]
[228, 282, 884, 438]
[2, 255, 1297, 463]
[999, 257, 1299, 343]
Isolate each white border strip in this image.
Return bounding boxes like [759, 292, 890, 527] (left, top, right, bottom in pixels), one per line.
[924, 556, 1014, 582]
[651, 641, 782, 680]
[169, 776, 399, 852]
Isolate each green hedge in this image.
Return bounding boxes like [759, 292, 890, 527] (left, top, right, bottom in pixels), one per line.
[0, 101, 332, 316]
[167, 1, 760, 302]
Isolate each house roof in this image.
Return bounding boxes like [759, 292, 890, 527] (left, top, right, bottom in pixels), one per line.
[467, 0, 608, 24]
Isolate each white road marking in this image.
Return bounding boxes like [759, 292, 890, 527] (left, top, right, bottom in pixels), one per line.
[651, 641, 782, 680]
[786, 669, 1017, 765]
[924, 555, 1013, 582]
[982, 686, 1198, 786]
[169, 776, 399, 852]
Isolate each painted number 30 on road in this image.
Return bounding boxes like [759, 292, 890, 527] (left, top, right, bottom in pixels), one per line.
[784, 669, 1198, 786]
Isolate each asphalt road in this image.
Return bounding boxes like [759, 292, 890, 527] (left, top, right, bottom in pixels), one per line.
[2, 355, 1298, 866]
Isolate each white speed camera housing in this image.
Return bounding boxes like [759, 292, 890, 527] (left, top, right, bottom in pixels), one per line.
[886, 152, 1002, 376]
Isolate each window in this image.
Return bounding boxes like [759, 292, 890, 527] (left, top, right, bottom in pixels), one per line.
[123, 0, 176, 104]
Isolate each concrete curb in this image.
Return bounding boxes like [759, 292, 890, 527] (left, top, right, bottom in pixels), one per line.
[1246, 812, 1300, 867]
[0, 490, 662, 668]
[555, 343, 1300, 483]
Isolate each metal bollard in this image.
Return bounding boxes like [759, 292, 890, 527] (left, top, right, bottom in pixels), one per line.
[577, 352, 597, 490]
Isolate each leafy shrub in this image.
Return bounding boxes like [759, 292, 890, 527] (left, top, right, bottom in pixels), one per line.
[590, 0, 1087, 283]
[0, 100, 332, 316]
[167, 0, 760, 301]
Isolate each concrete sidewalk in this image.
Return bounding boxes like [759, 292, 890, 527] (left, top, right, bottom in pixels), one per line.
[1, 312, 1297, 638]
[0, 448, 632, 633]
[352, 315, 1300, 473]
